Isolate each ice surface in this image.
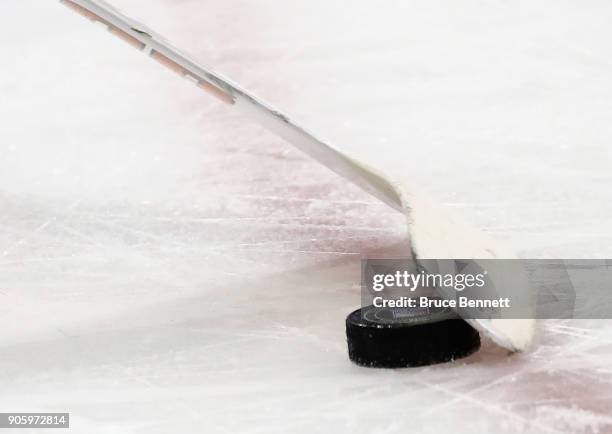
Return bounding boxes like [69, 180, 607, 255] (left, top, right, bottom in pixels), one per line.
[1, 0, 612, 433]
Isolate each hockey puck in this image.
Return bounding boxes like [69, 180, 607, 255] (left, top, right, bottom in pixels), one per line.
[346, 300, 480, 368]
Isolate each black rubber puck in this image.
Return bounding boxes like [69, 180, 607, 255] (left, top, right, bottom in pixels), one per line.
[346, 301, 480, 368]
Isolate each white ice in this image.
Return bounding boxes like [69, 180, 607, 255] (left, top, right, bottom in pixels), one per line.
[1, 1, 612, 433]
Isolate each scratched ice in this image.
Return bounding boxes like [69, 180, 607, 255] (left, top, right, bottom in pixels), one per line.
[1, 1, 612, 433]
